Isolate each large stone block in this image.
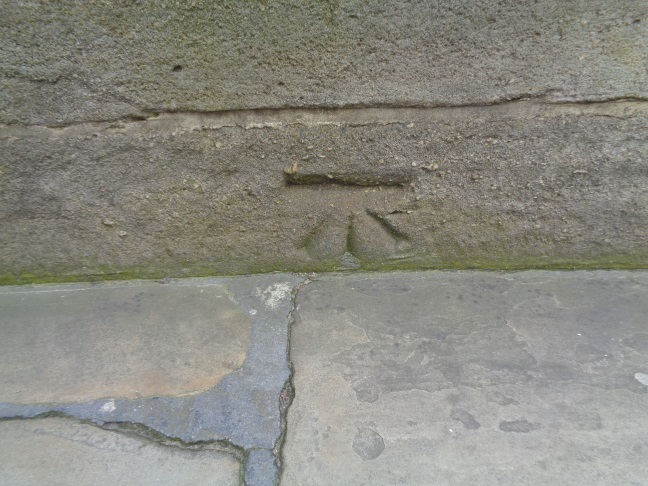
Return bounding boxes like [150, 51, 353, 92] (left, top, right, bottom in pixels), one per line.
[1, 102, 647, 283]
[0, 1, 646, 125]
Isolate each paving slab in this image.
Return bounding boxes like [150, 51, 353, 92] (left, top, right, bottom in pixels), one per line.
[0, 274, 301, 486]
[0, 281, 252, 404]
[0, 417, 241, 486]
[283, 271, 648, 485]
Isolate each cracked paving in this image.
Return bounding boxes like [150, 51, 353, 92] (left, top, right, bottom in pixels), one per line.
[2, 270, 648, 485]
[0, 274, 302, 486]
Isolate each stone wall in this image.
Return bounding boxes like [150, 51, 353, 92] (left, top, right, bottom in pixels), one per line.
[1, 1, 647, 283]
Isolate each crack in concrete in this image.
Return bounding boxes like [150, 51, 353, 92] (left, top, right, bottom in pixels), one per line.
[274, 278, 311, 485]
[0, 411, 246, 459]
[1, 412, 251, 485]
[0, 382, 279, 486]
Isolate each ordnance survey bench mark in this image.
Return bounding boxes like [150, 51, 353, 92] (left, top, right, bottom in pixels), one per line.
[284, 163, 416, 266]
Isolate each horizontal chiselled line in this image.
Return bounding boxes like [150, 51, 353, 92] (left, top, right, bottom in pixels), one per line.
[284, 171, 413, 187]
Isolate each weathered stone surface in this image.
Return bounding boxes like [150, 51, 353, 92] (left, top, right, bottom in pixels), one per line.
[1, 102, 647, 283]
[1, 1, 646, 126]
[1, 1, 647, 281]
[282, 271, 648, 485]
[0, 417, 241, 486]
[0, 280, 252, 403]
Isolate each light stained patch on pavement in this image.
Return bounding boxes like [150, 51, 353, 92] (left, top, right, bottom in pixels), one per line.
[634, 373, 648, 385]
[100, 400, 116, 413]
[257, 282, 293, 309]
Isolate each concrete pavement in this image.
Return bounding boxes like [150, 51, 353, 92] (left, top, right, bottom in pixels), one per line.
[1, 270, 648, 485]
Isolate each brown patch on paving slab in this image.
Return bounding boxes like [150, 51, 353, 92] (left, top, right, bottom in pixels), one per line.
[0, 282, 252, 404]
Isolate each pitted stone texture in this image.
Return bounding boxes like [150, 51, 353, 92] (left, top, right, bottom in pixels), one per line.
[1, 1, 646, 125]
[0, 417, 241, 486]
[0, 280, 252, 404]
[2, 102, 648, 284]
[282, 271, 648, 485]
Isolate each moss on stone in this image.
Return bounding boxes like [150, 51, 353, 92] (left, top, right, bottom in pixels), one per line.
[2, 252, 646, 287]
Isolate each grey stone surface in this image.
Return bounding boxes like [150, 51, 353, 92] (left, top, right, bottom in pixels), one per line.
[246, 449, 279, 486]
[2, 101, 647, 284]
[0, 274, 301, 486]
[282, 271, 648, 485]
[0, 417, 241, 486]
[1, 1, 646, 126]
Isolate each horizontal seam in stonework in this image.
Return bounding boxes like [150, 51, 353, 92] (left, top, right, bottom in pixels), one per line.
[1, 96, 647, 132]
